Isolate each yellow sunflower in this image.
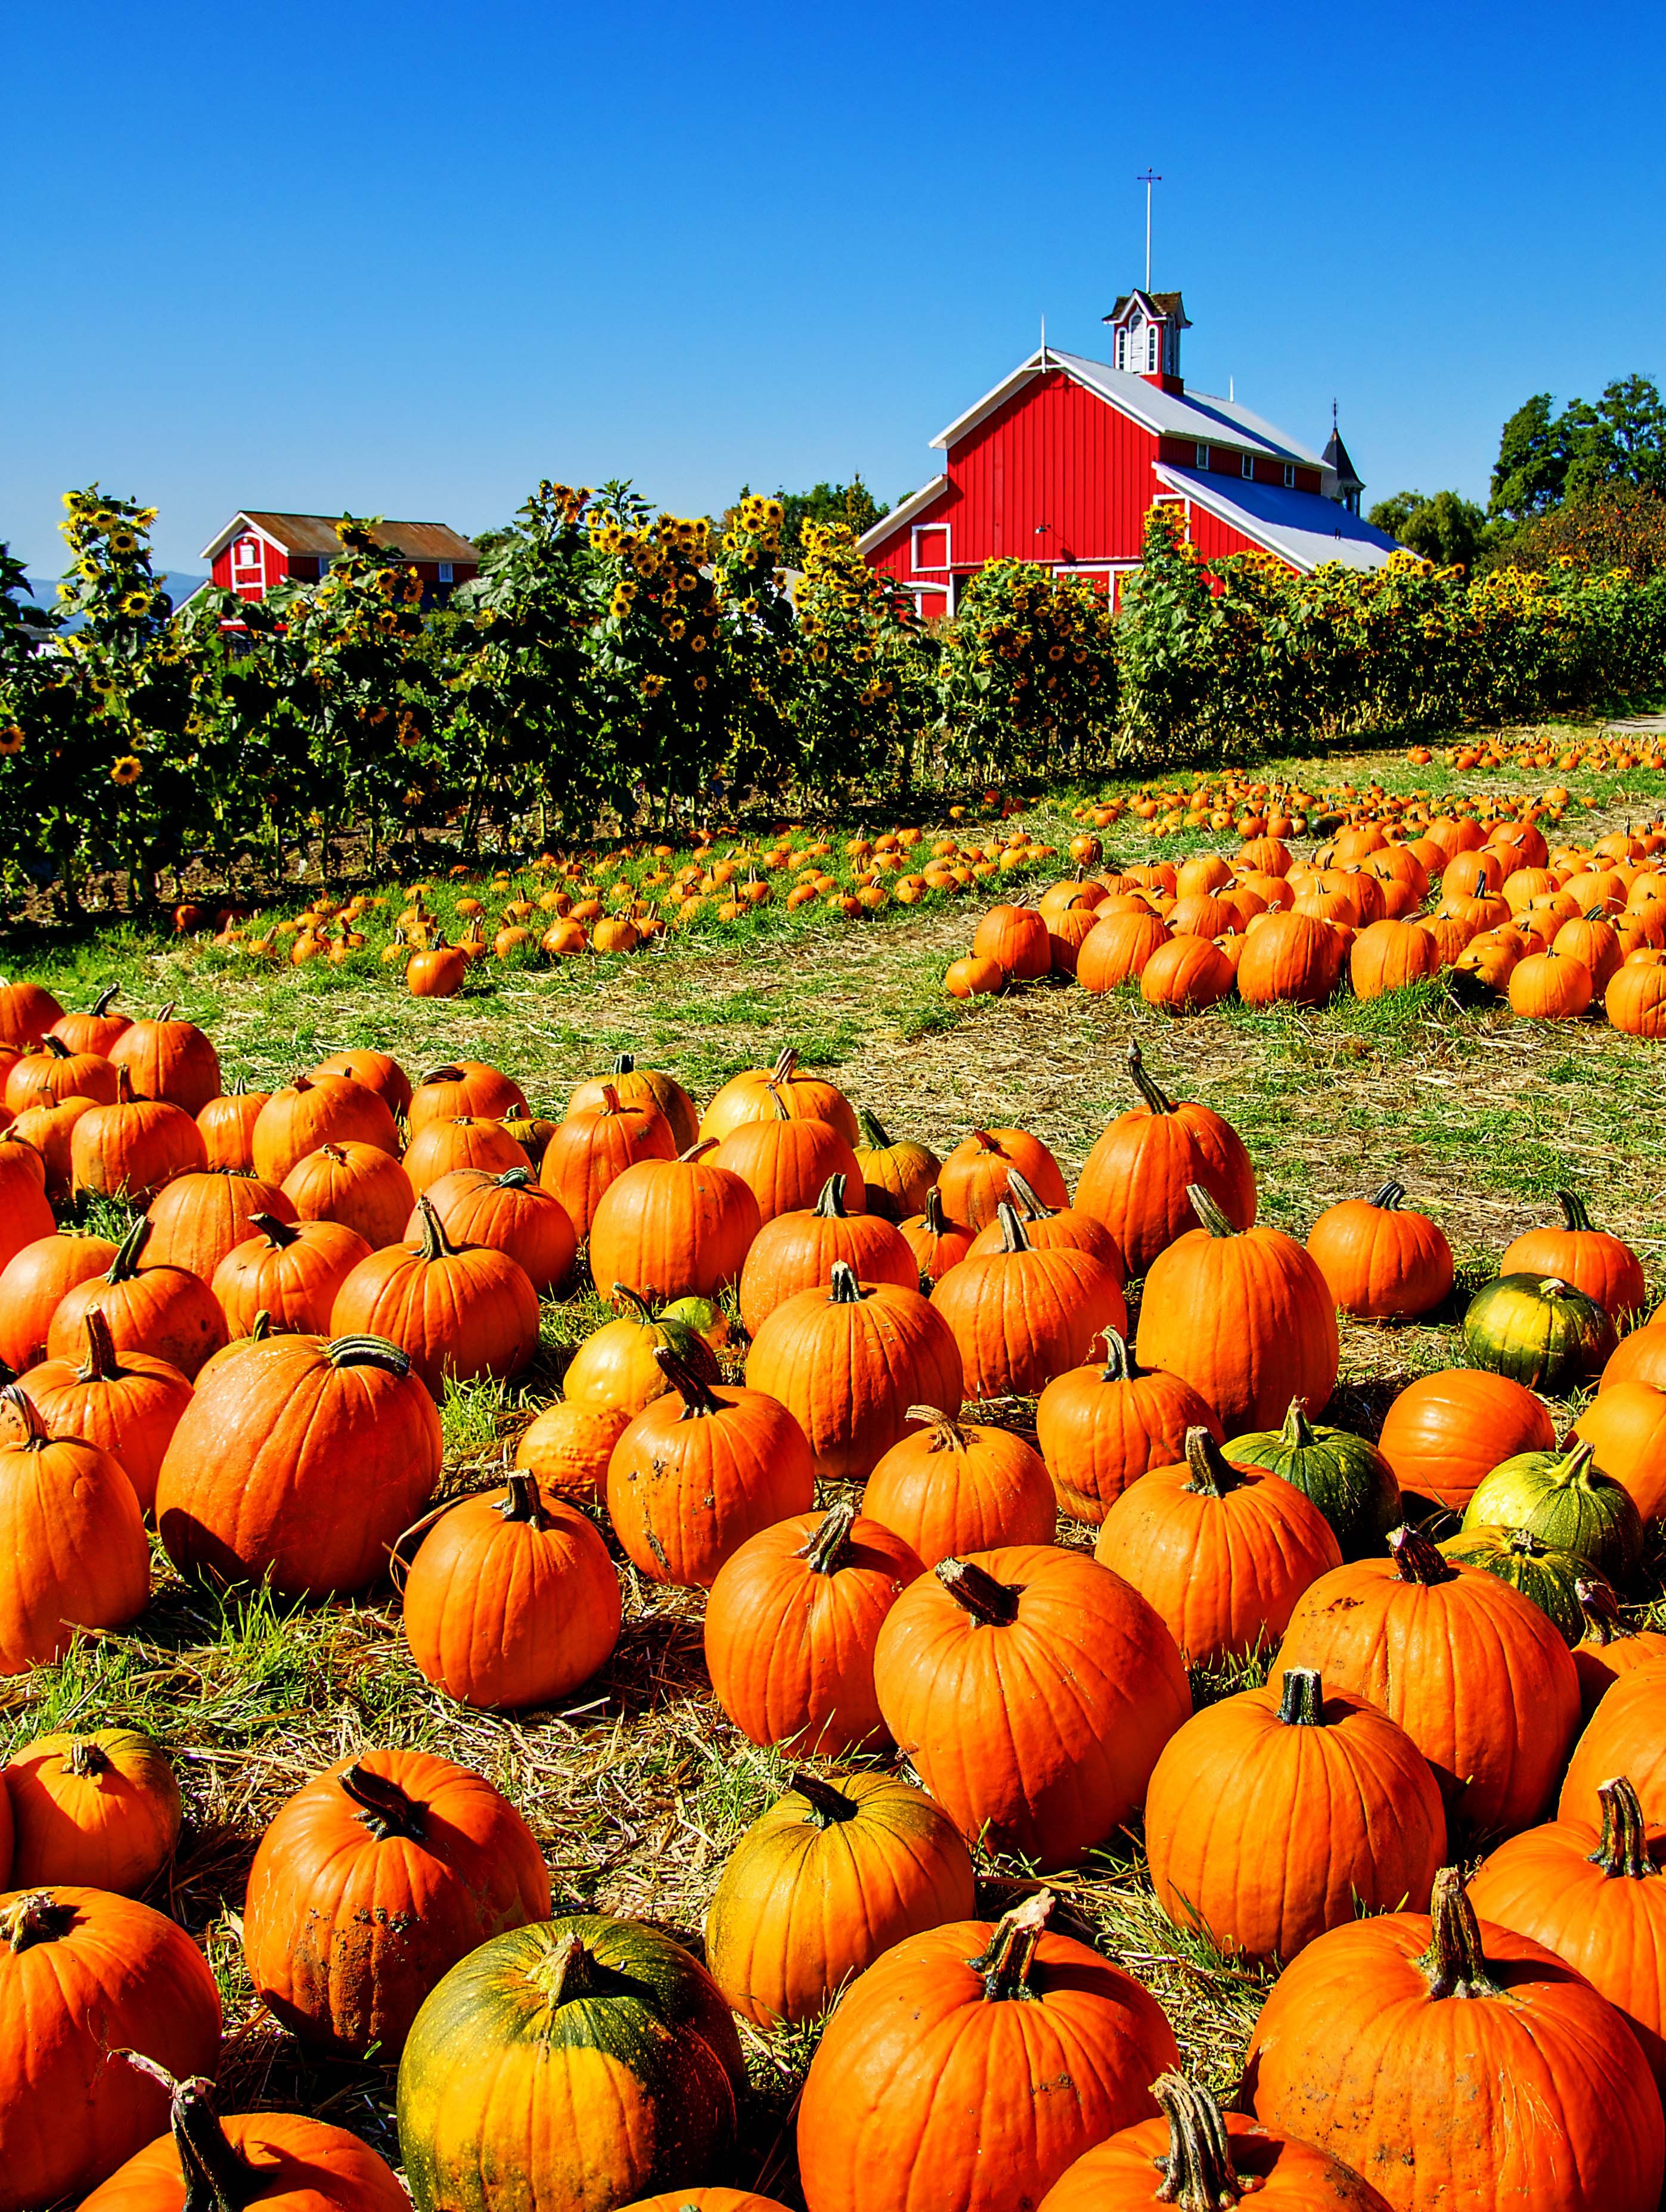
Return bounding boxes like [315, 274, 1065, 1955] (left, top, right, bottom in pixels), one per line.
[111, 756, 142, 785]
[0, 726, 23, 756]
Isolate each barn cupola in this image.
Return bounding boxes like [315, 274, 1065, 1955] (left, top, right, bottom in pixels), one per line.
[1322, 406, 1364, 514]
[1103, 289, 1190, 394]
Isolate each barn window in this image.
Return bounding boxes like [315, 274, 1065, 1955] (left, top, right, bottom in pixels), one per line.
[1241, 454, 1256, 481]
[1282, 464, 1296, 489]
[1195, 442, 1209, 468]
[1118, 319, 1139, 371]
[912, 524, 950, 571]
[438, 561, 454, 584]
[1146, 324, 1159, 372]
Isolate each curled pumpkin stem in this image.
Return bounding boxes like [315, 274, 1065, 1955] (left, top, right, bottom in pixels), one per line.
[796, 1496, 858, 1574]
[967, 1889, 1053, 2002]
[1590, 1777, 1655, 1882]
[938, 1555, 1021, 1626]
[789, 1771, 860, 1829]
[337, 1763, 427, 1841]
[655, 1340, 725, 1418]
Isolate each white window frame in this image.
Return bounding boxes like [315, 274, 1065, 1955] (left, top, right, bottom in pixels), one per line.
[1241, 453, 1256, 481]
[911, 522, 951, 573]
[1195, 442, 1209, 468]
[1146, 324, 1159, 372]
[234, 536, 262, 571]
[438, 561, 454, 584]
[1282, 464, 1296, 489]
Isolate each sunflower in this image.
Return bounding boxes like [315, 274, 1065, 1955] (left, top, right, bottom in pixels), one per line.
[0, 726, 23, 756]
[119, 591, 149, 616]
[110, 530, 138, 555]
[111, 756, 142, 785]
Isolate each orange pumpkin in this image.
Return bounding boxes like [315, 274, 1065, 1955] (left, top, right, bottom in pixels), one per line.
[737, 1172, 916, 1335]
[143, 1168, 296, 1281]
[281, 1138, 416, 1248]
[1035, 1329, 1222, 1523]
[1558, 1658, 1666, 1825]
[47, 1217, 229, 1379]
[212, 1212, 373, 1337]
[699, 1046, 859, 1145]
[1501, 1189, 1647, 1322]
[711, 1095, 865, 1224]
[45, 984, 128, 1059]
[401, 1114, 529, 1196]
[309, 1046, 414, 1120]
[4, 1728, 181, 1895]
[0, 1385, 150, 1672]
[408, 1061, 528, 1132]
[11, 1307, 192, 1514]
[963, 1167, 1125, 1281]
[930, 1201, 1128, 1400]
[417, 1164, 576, 1294]
[251, 1074, 400, 1185]
[197, 1083, 270, 1172]
[513, 1397, 631, 1505]
[328, 1197, 539, 1399]
[1074, 1045, 1256, 1276]
[71, 1070, 208, 1204]
[861, 1403, 1054, 1567]
[567, 1052, 698, 1152]
[1572, 1381, 1666, 1521]
[107, 1004, 221, 1117]
[1138, 932, 1234, 1011]
[0, 1231, 118, 1372]
[1305, 1179, 1454, 1319]
[937, 1126, 1068, 1229]
[898, 1185, 976, 1285]
[539, 1084, 677, 1237]
[1376, 1367, 1555, 1509]
[588, 1144, 763, 1303]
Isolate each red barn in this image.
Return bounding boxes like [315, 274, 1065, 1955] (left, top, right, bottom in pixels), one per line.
[200, 512, 481, 604]
[860, 290, 1394, 617]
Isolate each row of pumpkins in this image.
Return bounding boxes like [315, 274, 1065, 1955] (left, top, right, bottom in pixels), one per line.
[1069, 769, 1581, 838]
[0, 978, 1664, 2206]
[945, 810, 1666, 1036]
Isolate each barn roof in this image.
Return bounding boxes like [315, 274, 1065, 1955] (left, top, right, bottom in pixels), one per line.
[856, 476, 947, 556]
[1152, 464, 1398, 573]
[1105, 291, 1189, 325]
[200, 511, 480, 563]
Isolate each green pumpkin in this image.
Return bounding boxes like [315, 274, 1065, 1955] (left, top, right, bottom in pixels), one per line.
[396, 1915, 746, 2212]
[1463, 1436, 1643, 1586]
[1224, 1399, 1401, 1561]
[1439, 1524, 1591, 1644]
[1460, 1273, 1617, 1394]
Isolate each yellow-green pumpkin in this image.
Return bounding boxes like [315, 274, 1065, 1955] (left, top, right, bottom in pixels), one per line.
[1462, 1436, 1642, 1586]
[1439, 1526, 1593, 1645]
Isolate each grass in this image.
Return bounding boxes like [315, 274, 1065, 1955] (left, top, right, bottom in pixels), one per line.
[8, 716, 1666, 2205]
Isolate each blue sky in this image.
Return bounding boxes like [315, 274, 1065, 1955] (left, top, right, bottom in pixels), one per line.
[5, 1, 1662, 578]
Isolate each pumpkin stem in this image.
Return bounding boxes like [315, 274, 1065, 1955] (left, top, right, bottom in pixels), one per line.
[526, 1927, 594, 2008]
[938, 1555, 1022, 1626]
[1275, 1669, 1325, 1728]
[969, 1128, 1000, 1154]
[790, 1771, 861, 1829]
[765, 1082, 792, 1123]
[1389, 1524, 1458, 1586]
[967, 1890, 1053, 2002]
[249, 1211, 299, 1249]
[599, 1083, 622, 1114]
[678, 1138, 719, 1164]
[106, 1213, 153, 1282]
[1549, 1437, 1597, 1487]
[0, 1890, 71, 1952]
[1096, 1329, 1137, 1382]
[814, 1174, 851, 1219]
[91, 983, 121, 1016]
[655, 1341, 724, 1417]
[1279, 1399, 1317, 1450]
[66, 1738, 113, 1778]
[1556, 1189, 1594, 1234]
[1149, 2069, 1246, 2210]
[1419, 1868, 1503, 1999]
[114, 1065, 138, 1104]
[797, 1496, 858, 1575]
[76, 1307, 123, 1384]
[0, 1385, 49, 1452]
[337, 1762, 426, 1841]
[1367, 1179, 1407, 1210]
[906, 1403, 968, 1452]
[494, 1166, 534, 1190]
[995, 1200, 1034, 1256]
[497, 1471, 549, 1530]
[319, 1143, 349, 1164]
[111, 2055, 280, 2212]
[41, 1034, 72, 1060]
[1590, 1778, 1655, 1881]
[325, 1335, 413, 1378]
[1127, 1041, 1176, 1117]
[156, 1001, 177, 1021]
[1576, 1577, 1625, 1645]
[612, 1052, 635, 1074]
[609, 1284, 657, 1325]
[922, 1186, 951, 1235]
[828, 1260, 865, 1306]
[1003, 1169, 1054, 1223]
[1182, 1428, 1240, 1498]
[247, 1310, 274, 1344]
[419, 1064, 469, 1086]
[412, 1194, 459, 1262]
[858, 1107, 895, 1150]
[1184, 1183, 1236, 1239]
[771, 1047, 799, 1083]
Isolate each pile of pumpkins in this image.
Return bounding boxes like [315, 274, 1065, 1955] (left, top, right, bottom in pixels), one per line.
[948, 809, 1666, 1037]
[1, 973, 1665, 2211]
[1068, 770, 1586, 843]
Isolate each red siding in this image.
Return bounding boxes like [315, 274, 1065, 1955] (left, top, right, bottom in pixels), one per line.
[945, 369, 1157, 568]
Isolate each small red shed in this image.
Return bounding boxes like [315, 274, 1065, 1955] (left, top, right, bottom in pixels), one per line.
[860, 290, 1395, 617]
[200, 512, 482, 605]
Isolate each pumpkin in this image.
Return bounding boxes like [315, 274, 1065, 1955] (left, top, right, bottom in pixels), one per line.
[569, 1051, 699, 1152]
[872, 1546, 1190, 1868]
[11, 1307, 191, 1513]
[0, 1886, 221, 2209]
[1500, 1189, 1648, 1321]
[329, 1197, 539, 1398]
[513, 1397, 630, 1505]
[746, 1261, 964, 1480]
[196, 1082, 270, 1173]
[72, 1071, 208, 1203]
[964, 1166, 1125, 1280]
[973, 900, 1051, 977]
[1602, 1321, 1666, 1393]
[1560, 1658, 1666, 1823]
[396, 1915, 746, 2212]
[944, 952, 1006, 998]
[1571, 1578, 1666, 1716]
[46, 983, 128, 1058]
[309, 1046, 414, 1120]
[415, 1164, 575, 1294]
[1135, 1185, 1338, 1434]
[1139, 932, 1235, 1011]
[80, 2060, 408, 2212]
[703, 1499, 923, 1755]
[4, 1034, 119, 1114]
[706, 1769, 975, 2028]
[1349, 915, 1441, 997]
[861, 1403, 1054, 1567]
[1036, 2071, 1395, 2212]
[1145, 1665, 1443, 1965]
[1243, 1867, 1665, 2212]
[0, 1143, 54, 1277]
[0, 977, 63, 1051]
[1236, 910, 1345, 1006]
[48, 1217, 228, 1379]
[1224, 1400, 1402, 1561]
[155, 1332, 440, 1596]
[936, 1125, 1069, 1229]
[281, 1139, 416, 1249]
[607, 1346, 815, 1588]
[738, 1172, 917, 1335]
[796, 1891, 1180, 2212]
[615, 2198, 787, 2212]
[1305, 1180, 1453, 1319]
[8, 1094, 101, 1200]
[407, 943, 468, 998]
[402, 1472, 620, 1711]
[402, 1114, 529, 1195]
[144, 1168, 296, 1281]
[1462, 1433, 1642, 1583]
[711, 1093, 865, 1224]
[1376, 1367, 1555, 1509]
[1573, 1381, 1666, 1520]
[1553, 908, 1625, 989]
[1074, 1045, 1256, 1277]
[539, 1084, 677, 1235]
[244, 1749, 551, 2059]
[250, 1074, 401, 1186]
[1608, 959, 1666, 1036]
[4, 1729, 181, 1894]
[1095, 1428, 1342, 1669]
[1462, 1271, 1617, 1391]
[212, 1211, 372, 1338]
[1437, 1526, 1591, 1644]
[1508, 943, 1594, 1017]
[930, 1201, 1127, 1401]
[563, 1284, 721, 1418]
[408, 1060, 528, 1132]
[0, 1231, 117, 1371]
[108, 1004, 222, 1117]
[852, 1107, 939, 1222]
[1035, 1330, 1221, 1523]
[699, 1045, 860, 1145]
[898, 1185, 976, 1285]
[1075, 907, 1171, 991]
[588, 1145, 762, 1304]
[1274, 1524, 1581, 1837]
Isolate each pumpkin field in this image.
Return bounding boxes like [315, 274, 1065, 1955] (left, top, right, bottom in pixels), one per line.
[2, 725, 1666, 2211]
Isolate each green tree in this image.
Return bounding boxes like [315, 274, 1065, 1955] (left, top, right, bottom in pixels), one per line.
[1398, 490, 1489, 573]
[1490, 394, 1568, 520]
[1366, 490, 1427, 543]
[1563, 374, 1666, 502]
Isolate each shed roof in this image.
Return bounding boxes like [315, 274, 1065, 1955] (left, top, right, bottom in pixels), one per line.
[200, 511, 480, 564]
[1152, 464, 1399, 574]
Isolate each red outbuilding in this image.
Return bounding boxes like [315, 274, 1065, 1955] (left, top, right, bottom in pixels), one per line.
[199, 511, 481, 604]
[860, 289, 1395, 617]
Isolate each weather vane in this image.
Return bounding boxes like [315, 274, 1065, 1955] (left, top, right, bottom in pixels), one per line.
[1136, 169, 1162, 290]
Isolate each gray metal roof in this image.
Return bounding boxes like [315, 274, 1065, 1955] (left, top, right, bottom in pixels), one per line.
[1153, 464, 1398, 573]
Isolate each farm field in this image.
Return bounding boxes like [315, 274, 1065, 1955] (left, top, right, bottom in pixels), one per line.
[4, 720, 1666, 2208]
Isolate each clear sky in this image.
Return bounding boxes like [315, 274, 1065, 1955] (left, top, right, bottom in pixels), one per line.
[5, 1, 1662, 578]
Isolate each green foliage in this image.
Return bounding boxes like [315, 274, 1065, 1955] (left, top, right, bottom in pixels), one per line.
[728, 478, 888, 570]
[1491, 393, 1568, 521]
[780, 518, 933, 801]
[1509, 479, 1666, 582]
[1492, 375, 1666, 521]
[935, 557, 1119, 782]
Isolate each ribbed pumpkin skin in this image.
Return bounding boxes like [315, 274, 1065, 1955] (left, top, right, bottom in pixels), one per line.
[897, 1191, 976, 1285]
[1074, 1065, 1257, 1280]
[80, 2106, 410, 2212]
[0, 1886, 222, 2211]
[396, 1915, 745, 2212]
[0, 1232, 117, 1372]
[540, 1095, 677, 1237]
[402, 1116, 529, 1197]
[1275, 1552, 1580, 1837]
[1602, 1321, 1666, 1394]
[589, 1155, 762, 1304]
[403, 1478, 621, 1710]
[861, 1415, 1054, 1568]
[48, 1249, 228, 1380]
[244, 1750, 551, 2060]
[929, 1238, 1128, 1400]
[0, 1147, 54, 1272]
[964, 1197, 1125, 1279]
[745, 1276, 964, 1481]
[197, 1088, 269, 1172]
[72, 1093, 208, 1204]
[699, 1057, 858, 1147]
[1305, 1191, 1453, 1319]
[1224, 1406, 1402, 1562]
[418, 1167, 576, 1294]
[213, 1217, 374, 1338]
[796, 1909, 1179, 2212]
[1559, 1660, 1666, 1823]
[408, 1061, 528, 1133]
[251, 1076, 401, 1186]
[1143, 1674, 1445, 1964]
[1035, 1348, 1221, 1523]
[142, 1170, 296, 1281]
[1462, 1440, 1643, 1583]
[607, 1384, 815, 1589]
[935, 1127, 1068, 1231]
[14, 1325, 192, 1514]
[281, 1141, 417, 1250]
[616, 2197, 788, 2212]
[1573, 1381, 1666, 1520]
[1502, 1203, 1648, 1322]
[737, 1188, 916, 1336]
[871, 1546, 1191, 1870]
[4, 1042, 119, 1113]
[0, 980, 64, 1049]
[1094, 1447, 1342, 1669]
[1135, 1216, 1338, 1435]
[569, 1058, 699, 1154]
[154, 1334, 441, 1596]
[711, 1117, 865, 1226]
[703, 1508, 923, 1754]
[310, 1046, 414, 1119]
[705, 1773, 975, 2027]
[1075, 909, 1170, 993]
[108, 1013, 222, 1117]
[328, 1231, 539, 1399]
[1376, 1368, 1555, 1508]
[4, 1728, 181, 1894]
[1461, 1272, 1617, 1392]
[1572, 1614, 1666, 1716]
[0, 1406, 149, 1672]
[1244, 1891, 1665, 2212]
[1036, 2107, 1395, 2212]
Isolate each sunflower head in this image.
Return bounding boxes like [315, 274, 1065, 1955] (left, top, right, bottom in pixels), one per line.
[111, 756, 142, 786]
